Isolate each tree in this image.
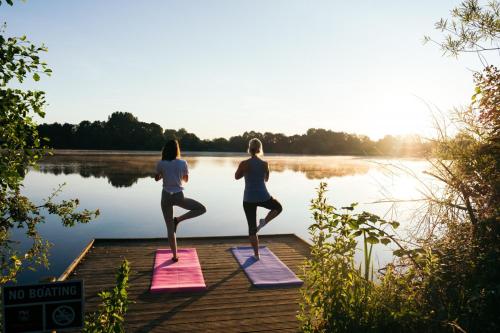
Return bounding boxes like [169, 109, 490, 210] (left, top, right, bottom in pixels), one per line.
[299, 2, 499, 332]
[415, 65, 500, 332]
[0, 15, 98, 283]
[424, 0, 500, 64]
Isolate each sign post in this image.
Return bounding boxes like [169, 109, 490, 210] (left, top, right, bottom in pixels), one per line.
[2, 280, 84, 332]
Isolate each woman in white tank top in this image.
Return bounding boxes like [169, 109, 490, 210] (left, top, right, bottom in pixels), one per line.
[155, 140, 206, 262]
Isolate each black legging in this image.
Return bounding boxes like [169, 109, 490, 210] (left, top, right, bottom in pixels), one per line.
[243, 197, 283, 235]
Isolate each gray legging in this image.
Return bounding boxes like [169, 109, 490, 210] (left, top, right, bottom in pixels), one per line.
[161, 190, 206, 231]
[161, 190, 206, 259]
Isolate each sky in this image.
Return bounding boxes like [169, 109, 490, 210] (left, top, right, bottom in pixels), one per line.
[1, 0, 487, 140]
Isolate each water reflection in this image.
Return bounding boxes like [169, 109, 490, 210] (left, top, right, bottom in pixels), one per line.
[19, 152, 427, 284]
[36, 153, 371, 187]
[38, 155, 155, 187]
[266, 156, 370, 179]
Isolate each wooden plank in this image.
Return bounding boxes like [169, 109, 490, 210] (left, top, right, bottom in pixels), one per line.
[57, 238, 94, 281]
[91, 233, 299, 244]
[66, 234, 310, 332]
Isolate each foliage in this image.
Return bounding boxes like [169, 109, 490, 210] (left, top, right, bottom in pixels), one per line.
[38, 112, 429, 156]
[472, 65, 499, 137]
[419, 10, 499, 331]
[419, 64, 500, 332]
[0, 24, 50, 191]
[298, 183, 421, 333]
[424, 0, 500, 60]
[426, 67, 498, 228]
[83, 259, 131, 333]
[299, 64, 499, 333]
[0, 25, 99, 283]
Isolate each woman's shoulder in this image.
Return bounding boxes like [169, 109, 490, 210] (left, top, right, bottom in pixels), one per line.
[175, 158, 188, 168]
[255, 157, 267, 165]
[157, 159, 186, 169]
[237, 159, 249, 170]
[257, 158, 269, 170]
[157, 159, 176, 165]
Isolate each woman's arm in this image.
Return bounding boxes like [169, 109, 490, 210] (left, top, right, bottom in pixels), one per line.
[155, 162, 162, 181]
[235, 161, 246, 180]
[182, 160, 189, 183]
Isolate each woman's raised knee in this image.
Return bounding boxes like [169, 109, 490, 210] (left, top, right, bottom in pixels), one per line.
[275, 202, 283, 214]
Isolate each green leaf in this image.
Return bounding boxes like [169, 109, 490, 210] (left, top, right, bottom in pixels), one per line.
[365, 236, 379, 244]
[33, 73, 40, 81]
[390, 221, 400, 228]
[380, 238, 391, 245]
[112, 313, 124, 321]
[348, 221, 359, 230]
[393, 249, 406, 257]
[353, 230, 363, 237]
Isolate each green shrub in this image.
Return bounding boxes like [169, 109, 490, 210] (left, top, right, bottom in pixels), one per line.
[83, 259, 131, 333]
[299, 60, 500, 332]
[298, 182, 419, 333]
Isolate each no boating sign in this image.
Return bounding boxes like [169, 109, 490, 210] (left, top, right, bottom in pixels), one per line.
[2, 280, 84, 332]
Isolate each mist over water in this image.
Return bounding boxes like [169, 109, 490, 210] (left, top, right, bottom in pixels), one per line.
[16, 152, 429, 283]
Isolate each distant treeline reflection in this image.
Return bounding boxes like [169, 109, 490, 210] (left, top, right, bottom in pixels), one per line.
[38, 112, 429, 156]
[36, 154, 371, 188]
[37, 155, 160, 187]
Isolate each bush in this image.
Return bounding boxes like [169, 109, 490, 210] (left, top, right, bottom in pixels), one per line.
[299, 65, 500, 333]
[83, 259, 131, 333]
[298, 183, 420, 333]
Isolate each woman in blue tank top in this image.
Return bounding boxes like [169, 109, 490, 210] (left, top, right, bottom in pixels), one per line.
[235, 138, 283, 259]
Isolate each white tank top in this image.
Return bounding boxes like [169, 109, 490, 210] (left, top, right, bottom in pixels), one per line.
[156, 159, 188, 193]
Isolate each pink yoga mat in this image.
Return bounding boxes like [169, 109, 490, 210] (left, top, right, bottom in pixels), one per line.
[150, 248, 206, 293]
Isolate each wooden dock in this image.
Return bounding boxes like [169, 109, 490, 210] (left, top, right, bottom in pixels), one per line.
[62, 234, 311, 332]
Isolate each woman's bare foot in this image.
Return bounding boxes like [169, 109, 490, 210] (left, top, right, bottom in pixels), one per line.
[172, 256, 179, 263]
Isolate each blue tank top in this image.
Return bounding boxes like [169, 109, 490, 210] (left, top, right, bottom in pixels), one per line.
[243, 157, 271, 203]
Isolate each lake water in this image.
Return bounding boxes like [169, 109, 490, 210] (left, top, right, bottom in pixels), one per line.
[15, 151, 429, 283]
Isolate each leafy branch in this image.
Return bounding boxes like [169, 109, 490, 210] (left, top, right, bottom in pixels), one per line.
[424, 0, 500, 61]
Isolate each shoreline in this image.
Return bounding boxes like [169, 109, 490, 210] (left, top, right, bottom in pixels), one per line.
[47, 149, 425, 160]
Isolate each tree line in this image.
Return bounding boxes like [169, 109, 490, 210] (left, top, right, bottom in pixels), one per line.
[38, 111, 429, 156]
